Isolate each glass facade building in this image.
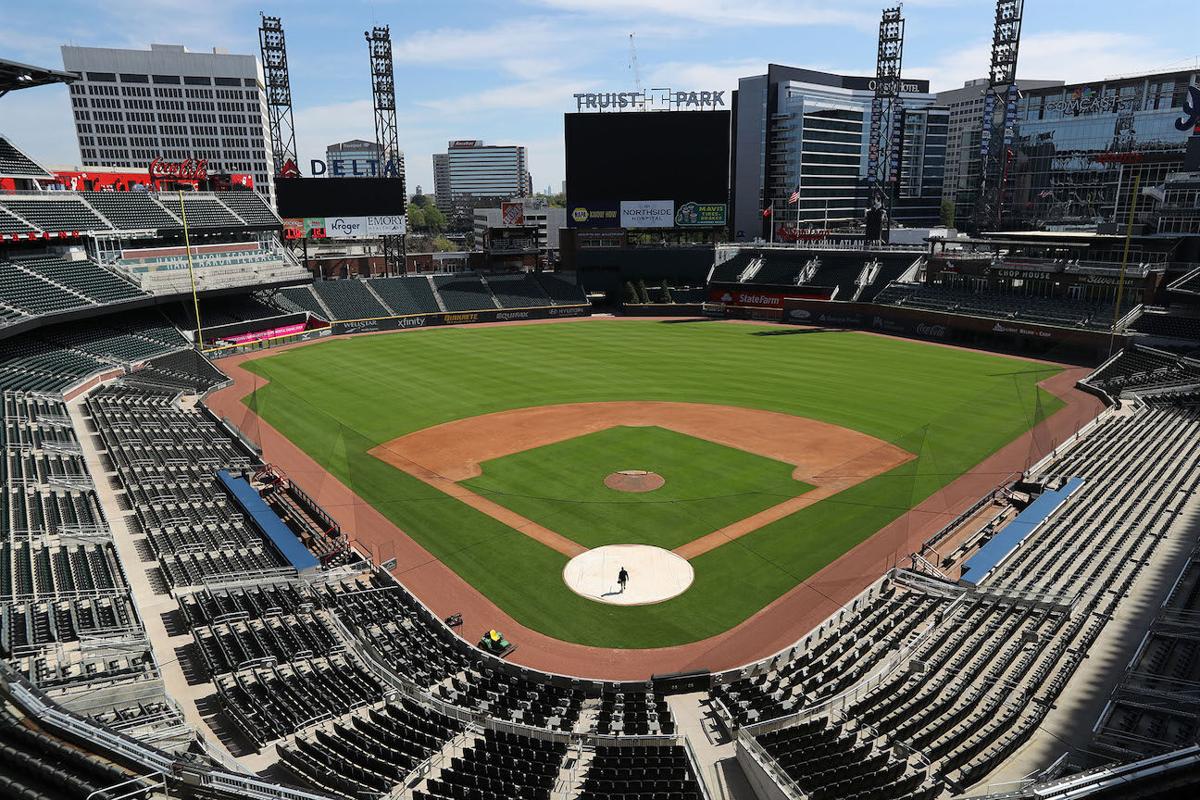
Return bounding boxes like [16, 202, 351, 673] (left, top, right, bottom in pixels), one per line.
[732, 65, 947, 240]
[984, 70, 1199, 231]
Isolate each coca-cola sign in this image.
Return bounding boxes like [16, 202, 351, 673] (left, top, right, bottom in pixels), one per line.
[148, 157, 208, 181]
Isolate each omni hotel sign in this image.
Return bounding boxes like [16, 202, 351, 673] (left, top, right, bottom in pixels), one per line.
[573, 88, 726, 112]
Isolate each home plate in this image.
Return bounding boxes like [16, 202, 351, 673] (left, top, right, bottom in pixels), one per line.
[562, 544, 694, 606]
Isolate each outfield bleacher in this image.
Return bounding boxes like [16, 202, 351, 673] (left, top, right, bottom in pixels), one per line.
[432, 273, 498, 312]
[875, 282, 1136, 330]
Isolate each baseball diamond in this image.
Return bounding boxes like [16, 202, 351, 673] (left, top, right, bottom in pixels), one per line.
[226, 318, 1069, 650]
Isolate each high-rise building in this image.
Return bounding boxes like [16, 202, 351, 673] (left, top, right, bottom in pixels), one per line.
[324, 138, 404, 179]
[935, 78, 1063, 223]
[431, 140, 531, 224]
[61, 43, 275, 203]
[432, 152, 451, 213]
[990, 69, 1200, 231]
[731, 65, 947, 240]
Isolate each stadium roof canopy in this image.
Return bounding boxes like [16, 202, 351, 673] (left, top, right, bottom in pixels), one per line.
[0, 134, 52, 180]
[0, 57, 77, 98]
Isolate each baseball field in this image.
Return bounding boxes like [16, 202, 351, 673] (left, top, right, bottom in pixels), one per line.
[240, 319, 1064, 648]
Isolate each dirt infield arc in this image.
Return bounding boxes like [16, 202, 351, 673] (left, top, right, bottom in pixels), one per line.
[203, 317, 1104, 680]
[368, 402, 913, 559]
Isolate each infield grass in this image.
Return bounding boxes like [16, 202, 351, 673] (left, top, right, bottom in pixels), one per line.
[242, 320, 1064, 648]
[463, 425, 813, 550]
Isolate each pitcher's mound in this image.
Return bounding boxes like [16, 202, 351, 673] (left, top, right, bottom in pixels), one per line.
[604, 470, 665, 493]
[563, 544, 694, 606]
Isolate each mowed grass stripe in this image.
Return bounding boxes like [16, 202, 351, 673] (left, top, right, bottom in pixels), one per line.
[243, 321, 1062, 648]
[463, 426, 813, 550]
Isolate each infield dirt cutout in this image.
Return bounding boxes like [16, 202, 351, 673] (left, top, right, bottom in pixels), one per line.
[368, 401, 914, 559]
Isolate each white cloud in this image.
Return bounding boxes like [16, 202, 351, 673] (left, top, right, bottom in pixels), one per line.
[909, 31, 1188, 94]
[0, 86, 80, 169]
[418, 78, 594, 114]
[526, 0, 876, 29]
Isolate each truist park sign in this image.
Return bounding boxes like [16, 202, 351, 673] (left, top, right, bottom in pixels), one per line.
[573, 88, 726, 112]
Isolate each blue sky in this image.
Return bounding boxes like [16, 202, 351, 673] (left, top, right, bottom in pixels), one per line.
[1, 0, 1194, 194]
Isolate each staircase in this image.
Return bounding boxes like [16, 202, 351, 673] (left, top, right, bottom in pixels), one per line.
[362, 279, 398, 316]
[427, 276, 448, 312]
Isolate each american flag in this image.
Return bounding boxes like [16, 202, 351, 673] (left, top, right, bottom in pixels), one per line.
[788, 189, 801, 204]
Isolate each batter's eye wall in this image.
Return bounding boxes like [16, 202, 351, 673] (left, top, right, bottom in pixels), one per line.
[564, 110, 731, 218]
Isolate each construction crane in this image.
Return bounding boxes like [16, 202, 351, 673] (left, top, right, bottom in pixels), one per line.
[628, 33, 642, 91]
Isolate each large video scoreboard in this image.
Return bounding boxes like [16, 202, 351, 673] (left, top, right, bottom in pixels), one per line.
[564, 110, 731, 229]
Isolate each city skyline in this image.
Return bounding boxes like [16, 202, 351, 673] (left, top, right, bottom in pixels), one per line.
[1, 0, 1194, 195]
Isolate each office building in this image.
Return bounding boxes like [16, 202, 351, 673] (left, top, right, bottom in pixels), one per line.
[432, 140, 531, 224]
[473, 203, 566, 254]
[996, 69, 1200, 230]
[935, 78, 1063, 222]
[731, 65, 946, 240]
[61, 43, 275, 203]
[432, 152, 451, 213]
[324, 138, 404, 179]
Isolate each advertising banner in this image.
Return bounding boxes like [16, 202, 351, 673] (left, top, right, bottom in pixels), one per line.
[282, 218, 305, 240]
[366, 215, 407, 236]
[568, 202, 620, 228]
[674, 201, 727, 227]
[325, 216, 369, 239]
[500, 202, 525, 227]
[304, 218, 327, 239]
[620, 200, 674, 229]
[219, 322, 308, 346]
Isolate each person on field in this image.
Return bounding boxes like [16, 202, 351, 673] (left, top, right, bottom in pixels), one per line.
[618, 567, 629, 593]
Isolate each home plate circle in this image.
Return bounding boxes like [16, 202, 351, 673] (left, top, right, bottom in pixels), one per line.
[562, 544, 694, 606]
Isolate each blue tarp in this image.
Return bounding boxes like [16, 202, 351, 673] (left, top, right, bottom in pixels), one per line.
[217, 469, 320, 575]
[960, 477, 1085, 586]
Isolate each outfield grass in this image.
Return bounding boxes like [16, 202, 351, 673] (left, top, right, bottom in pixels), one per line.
[242, 320, 1064, 648]
[463, 425, 812, 550]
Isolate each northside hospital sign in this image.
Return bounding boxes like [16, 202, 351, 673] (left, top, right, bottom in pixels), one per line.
[573, 89, 726, 112]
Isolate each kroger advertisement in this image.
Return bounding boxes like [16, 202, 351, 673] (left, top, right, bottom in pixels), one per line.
[283, 215, 407, 239]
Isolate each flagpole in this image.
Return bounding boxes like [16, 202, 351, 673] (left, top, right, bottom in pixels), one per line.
[795, 153, 803, 247]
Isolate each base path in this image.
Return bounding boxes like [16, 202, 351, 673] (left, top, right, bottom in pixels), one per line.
[564, 545, 694, 605]
[203, 317, 1105, 680]
[369, 401, 912, 558]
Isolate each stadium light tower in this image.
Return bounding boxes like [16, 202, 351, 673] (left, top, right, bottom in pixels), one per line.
[975, 0, 1024, 231]
[867, 6, 905, 241]
[365, 25, 405, 277]
[258, 14, 298, 178]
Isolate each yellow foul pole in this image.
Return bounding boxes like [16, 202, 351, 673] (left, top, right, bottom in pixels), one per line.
[177, 191, 206, 349]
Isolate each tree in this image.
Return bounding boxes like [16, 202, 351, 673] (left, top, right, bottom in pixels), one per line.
[423, 204, 447, 233]
[658, 281, 673, 304]
[940, 199, 956, 228]
[432, 235, 455, 252]
[407, 205, 427, 232]
[635, 279, 650, 304]
[623, 281, 639, 305]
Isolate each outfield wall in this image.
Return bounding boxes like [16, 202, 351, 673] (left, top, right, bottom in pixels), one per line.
[711, 299, 1126, 363]
[329, 304, 591, 335]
